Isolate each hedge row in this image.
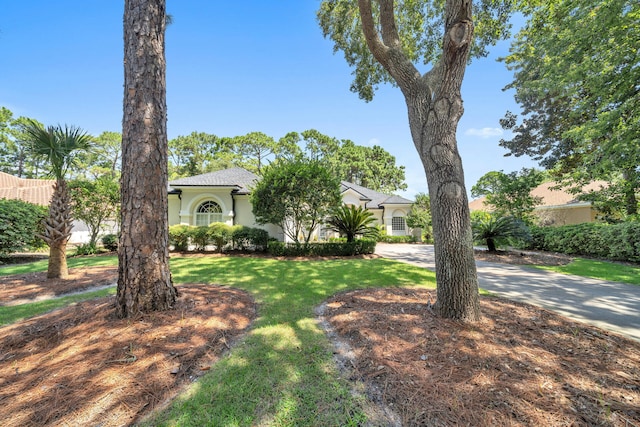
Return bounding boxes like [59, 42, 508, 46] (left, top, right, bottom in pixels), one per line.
[169, 224, 269, 252]
[267, 239, 377, 257]
[377, 235, 415, 244]
[529, 222, 640, 262]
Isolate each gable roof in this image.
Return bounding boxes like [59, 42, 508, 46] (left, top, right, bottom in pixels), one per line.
[0, 171, 55, 206]
[469, 180, 608, 211]
[340, 181, 413, 208]
[168, 167, 414, 205]
[169, 167, 259, 194]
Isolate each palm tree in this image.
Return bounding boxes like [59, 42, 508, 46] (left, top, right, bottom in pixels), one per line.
[327, 205, 379, 242]
[472, 214, 530, 253]
[22, 120, 92, 278]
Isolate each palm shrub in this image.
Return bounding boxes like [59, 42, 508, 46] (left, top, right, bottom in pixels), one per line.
[21, 120, 92, 278]
[472, 214, 530, 252]
[327, 205, 379, 242]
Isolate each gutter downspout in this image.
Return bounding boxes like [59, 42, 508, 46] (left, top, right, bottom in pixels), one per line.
[230, 191, 236, 226]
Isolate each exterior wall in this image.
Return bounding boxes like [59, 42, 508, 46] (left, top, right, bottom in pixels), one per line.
[382, 205, 410, 236]
[534, 204, 595, 226]
[174, 188, 234, 226]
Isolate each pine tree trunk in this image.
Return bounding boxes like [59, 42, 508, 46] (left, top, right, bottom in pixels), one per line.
[117, 0, 177, 318]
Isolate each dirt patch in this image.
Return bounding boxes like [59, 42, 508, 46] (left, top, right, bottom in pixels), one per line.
[0, 284, 256, 427]
[321, 287, 640, 426]
[474, 249, 574, 266]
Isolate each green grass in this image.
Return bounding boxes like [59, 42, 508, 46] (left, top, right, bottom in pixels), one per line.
[0, 287, 116, 325]
[535, 258, 640, 286]
[0, 254, 118, 276]
[0, 254, 435, 426]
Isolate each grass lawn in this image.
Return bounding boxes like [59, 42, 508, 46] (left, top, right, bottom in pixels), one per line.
[535, 257, 640, 286]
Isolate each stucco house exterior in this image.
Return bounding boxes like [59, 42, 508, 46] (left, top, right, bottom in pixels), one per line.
[168, 167, 414, 241]
[469, 181, 607, 226]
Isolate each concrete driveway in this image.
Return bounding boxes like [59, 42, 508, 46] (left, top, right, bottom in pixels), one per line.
[375, 243, 640, 342]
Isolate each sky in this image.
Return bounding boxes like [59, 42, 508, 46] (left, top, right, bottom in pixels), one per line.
[0, 1, 537, 199]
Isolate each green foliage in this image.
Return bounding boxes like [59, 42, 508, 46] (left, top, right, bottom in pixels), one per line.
[231, 225, 269, 251]
[168, 132, 240, 179]
[251, 160, 342, 243]
[190, 226, 211, 251]
[500, 0, 640, 216]
[472, 214, 531, 252]
[267, 239, 377, 256]
[0, 107, 47, 178]
[327, 204, 378, 242]
[377, 235, 415, 244]
[101, 234, 118, 251]
[168, 224, 191, 252]
[74, 243, 98, 256]
[21, 120, 93, 180]
[69, 177, 120, 246]
[317, 0, 516, 102]
[208, 223, 232, 252]
[0, 199, 47, 255]
[405, 192, 433, 242]
[529, 222, 640, 263]
[471, 168, 545, 222]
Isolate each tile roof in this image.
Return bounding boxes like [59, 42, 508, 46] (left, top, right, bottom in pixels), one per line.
[0, 172, 55, 206]
[169, 167, 259, 194]
[340, 181, 413, 207]
[469, 181, 609, 211]
[168, 168, 414, 206]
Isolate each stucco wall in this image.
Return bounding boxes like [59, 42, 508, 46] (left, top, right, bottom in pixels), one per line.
[535, 205, 595, 226]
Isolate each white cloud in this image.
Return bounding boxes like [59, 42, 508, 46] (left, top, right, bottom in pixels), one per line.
[464, 127, 503, 139]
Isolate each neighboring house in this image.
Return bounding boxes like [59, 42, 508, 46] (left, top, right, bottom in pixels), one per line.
[168, 167, 414, 241]
[469, 181, 607, 226]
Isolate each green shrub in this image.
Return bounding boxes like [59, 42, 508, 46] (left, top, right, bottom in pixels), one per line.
[472, 215, 531, 252]
[267, 239, 376, 257]
[231, 226, 269, 251]
[101, 234, 118, 251]
[191, 226, 211, 251]
[208, 223, 232, 253]
[75, 243, 98, 256]
[0, 199, 47, 255]
[377, 235, 415, 244]
[169, 224, 191, 252]
[528, 222, 640, 262]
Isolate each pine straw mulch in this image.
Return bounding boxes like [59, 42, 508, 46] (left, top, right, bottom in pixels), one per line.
[1, 250, 639, 426]
[0, 283, 256, 427]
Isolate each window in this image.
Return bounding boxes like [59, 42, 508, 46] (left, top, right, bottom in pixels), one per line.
[392, 216, 406, 232]
[195, 201, 222, 226]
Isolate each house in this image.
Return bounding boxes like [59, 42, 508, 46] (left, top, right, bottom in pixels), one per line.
[168, 167, 415, 241]
[469, 181, 607, 226]
[0, 171, 55, 206]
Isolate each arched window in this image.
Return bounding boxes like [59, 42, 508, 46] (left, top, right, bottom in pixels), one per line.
[195, 201, 222, 226]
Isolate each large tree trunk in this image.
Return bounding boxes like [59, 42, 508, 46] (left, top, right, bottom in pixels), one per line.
[41, 179, 73, 279]
[117, 0, 177, 318]
[358, 0, 480, 321]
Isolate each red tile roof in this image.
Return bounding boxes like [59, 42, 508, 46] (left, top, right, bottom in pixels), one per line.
[0, 172, 55, 206]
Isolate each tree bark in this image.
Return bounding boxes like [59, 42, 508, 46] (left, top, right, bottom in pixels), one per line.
[358, 0, 480, 321]
[118, 0, 177, 318]
[40, 179, 72, 279]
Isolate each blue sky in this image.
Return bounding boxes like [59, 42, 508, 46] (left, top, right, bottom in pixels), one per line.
[0, 1, 536, 199]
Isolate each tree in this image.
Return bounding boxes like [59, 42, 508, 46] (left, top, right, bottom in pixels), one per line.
[0, 108, 47, 178]
[406, 192, 433, 242]
[318, 0, 514, 320]
[500, 0, 639, 217]
[472, 214, 530, 252]
[299, 129, 407, 193]
[328, 204, 379, 242]
[231, 132, 279, 175]
[0, 199, 47, 256]
[251, 160, 342, 243]
[119, 0, 177, 318]
[21, 120, 92, 278]
[471, 168, 545, 223]
[69, 177, 120, 247]
[168, 131, 239, 178]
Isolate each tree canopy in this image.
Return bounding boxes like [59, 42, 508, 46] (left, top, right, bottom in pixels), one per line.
[250, 160, 342, 243]
[500, 0, 639, 216]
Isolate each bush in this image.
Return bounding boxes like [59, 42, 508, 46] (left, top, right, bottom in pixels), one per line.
[528, 222, 640, 262]
[231, 226, 269, 251]
[267, 239, 376, 257]
[75, 243, 98, 256]
[101, 234, 118, 251]
[191, 226, 211, 251]
[0, 199, 47, 256]
[208, 223, 232, 252]
[169, 224, 191, 252]
[377, 235, 415, 244]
